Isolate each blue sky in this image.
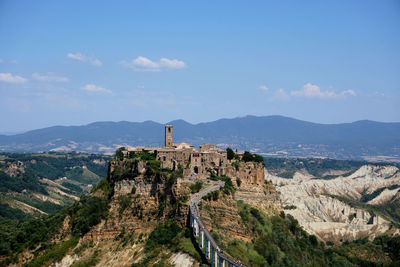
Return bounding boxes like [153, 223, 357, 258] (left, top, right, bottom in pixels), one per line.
[0, 0, 399, 133]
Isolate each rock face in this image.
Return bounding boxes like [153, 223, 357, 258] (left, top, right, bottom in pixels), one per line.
[267, 164, 400, 243]
[234, 181, 280, 214]
[200, 194, 251, 242]
[85, 159, 190, 242]
[225, 162, 280, 213]
[226, 161, 265, 186]
[169, 252, 197, 267]
[199, 166, 280, 244]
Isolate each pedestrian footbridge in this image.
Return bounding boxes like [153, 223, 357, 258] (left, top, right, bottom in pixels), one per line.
[189, 181, 245, 267]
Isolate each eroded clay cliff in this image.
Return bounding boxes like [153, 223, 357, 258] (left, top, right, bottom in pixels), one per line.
[267, 164, 400, 243]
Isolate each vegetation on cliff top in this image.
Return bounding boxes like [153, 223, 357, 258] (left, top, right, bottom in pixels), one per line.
[111, 148, 183, 185]
[242, 151, 264, 164]
[226, 147, 264, 165]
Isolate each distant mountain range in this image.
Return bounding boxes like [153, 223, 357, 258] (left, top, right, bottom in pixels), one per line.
[1, 115, 399, 161]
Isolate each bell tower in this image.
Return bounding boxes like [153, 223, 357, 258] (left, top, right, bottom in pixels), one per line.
[165, 124, 173, 147]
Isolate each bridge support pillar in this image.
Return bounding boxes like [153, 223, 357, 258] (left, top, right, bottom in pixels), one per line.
[192, 218, 196, 237]
[207, 240, 211, 259]
[200, 230, 204, 248]
[193, 219, 198, 237]
[204, 235, 208, 257]
[211, 246, 215, 266]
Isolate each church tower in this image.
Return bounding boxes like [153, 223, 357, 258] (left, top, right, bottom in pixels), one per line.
[165, 124, 173, 147]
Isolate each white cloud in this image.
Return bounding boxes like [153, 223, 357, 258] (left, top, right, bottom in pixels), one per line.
[0, 73, 27, 83]
[120, 56, 186, 71]
[0, 59, 18, 64]
[159, 58, 186, 69]
[32, 73, 69, 82]
[258, 85, 269, 91]
[67, 53, 103, 66]
[82, 84, 111, 94]
[132, 56, 159, 69]
[290, 83, 356, 99]
[342, 89, 356, 96]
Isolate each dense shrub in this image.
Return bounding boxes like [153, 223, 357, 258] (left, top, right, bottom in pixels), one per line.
[118, 195, 131, 216]
[202, 190, 219, 201]
[27, 237, 79, 267]
[112, 165, 132, 182]
[131, 185, 136, 194]
[115, 147, 125, 160]
[226, 147, 235, 160]
[209, 175, 235, 194]
[69, 194, 110, 236]
[145, 221, 181, 251]
[0, 210, 67, 258]
[190, 181, 203, 193]
[0, 170, 46, 194]
[242, 151, 264, 164]
[235, 200, 328, 266]
[283, 205, 297, 210]
[0, 203, 30, 221]
[91, 177, 112, 197]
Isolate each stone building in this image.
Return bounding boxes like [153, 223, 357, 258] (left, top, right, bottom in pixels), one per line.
[127, 125, 264, 184]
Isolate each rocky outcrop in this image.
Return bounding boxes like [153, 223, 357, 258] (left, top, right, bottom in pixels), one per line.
[199, 194, 251, 242]
[267, 164, 400, 243]
[234, 181, 280, 214]
[3, 160, 25, 177]
[169, 252, 198, 267]
[226, 161, 265, 186]
[85, 159, 190, 243]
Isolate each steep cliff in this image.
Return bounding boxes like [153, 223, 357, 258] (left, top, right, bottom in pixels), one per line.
[86, 158, 190, 242]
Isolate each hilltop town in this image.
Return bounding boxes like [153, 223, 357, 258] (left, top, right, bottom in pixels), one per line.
[120, 124, 265, 185]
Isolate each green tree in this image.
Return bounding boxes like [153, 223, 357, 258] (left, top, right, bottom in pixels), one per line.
[115, 147, 126, 160]
[226, 147, 235, 160]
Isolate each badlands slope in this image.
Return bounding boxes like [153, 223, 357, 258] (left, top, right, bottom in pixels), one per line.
[266, 164, 400, 243]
